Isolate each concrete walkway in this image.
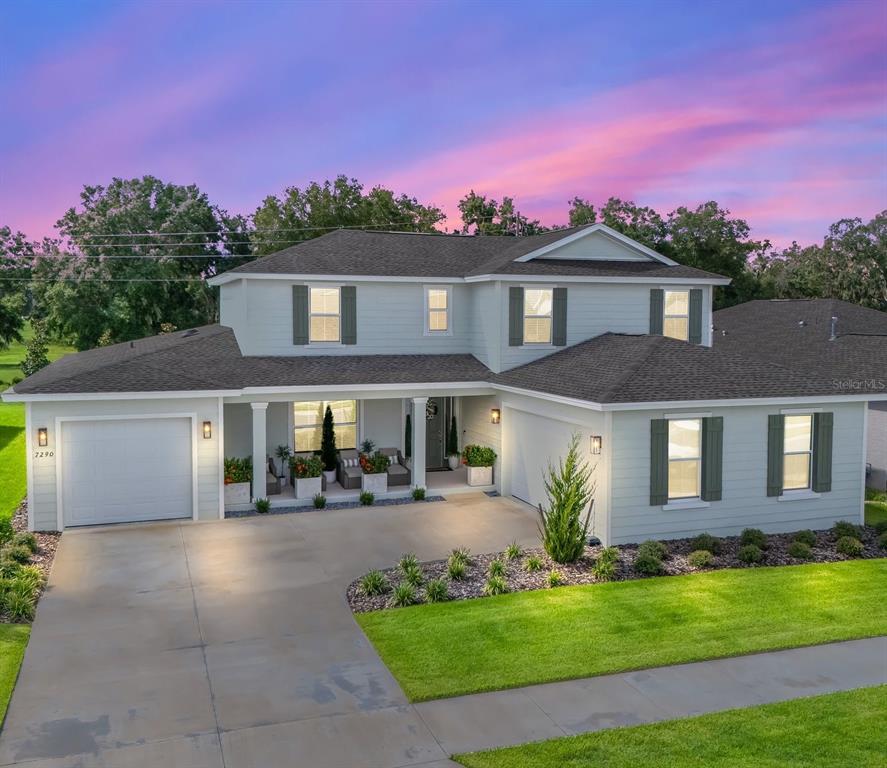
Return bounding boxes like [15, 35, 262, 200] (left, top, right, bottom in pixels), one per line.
[1, 495, 884, 767]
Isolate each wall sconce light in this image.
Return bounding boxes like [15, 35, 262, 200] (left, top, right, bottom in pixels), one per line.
[591, 435, 602, 455]
[202, 421, 212, 439]
[490, 408, 501, 424]
[37, 427, 48, 447]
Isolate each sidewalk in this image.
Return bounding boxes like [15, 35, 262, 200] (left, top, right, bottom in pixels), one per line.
[412, 636, 887, 761]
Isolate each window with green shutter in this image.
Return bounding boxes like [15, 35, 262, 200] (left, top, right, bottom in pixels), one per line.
[701, 416, 723, 501]
[292, 285, 309, 345]
[650, 418, 669, 505]
[508, 287, 524, 346]
[812, 412, 833, 492]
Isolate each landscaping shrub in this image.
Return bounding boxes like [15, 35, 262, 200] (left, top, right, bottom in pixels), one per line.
[313, 493, 326, 509]
[878, 531, 887, 550]
[358, 570, 389, 597]
[1, 545, 31, 565]
[450, 547, 472, 565]
[689, 533, 721, 555]
[546, 569, 565, 588]
[401, 563, 424, 587]
[488, 558, 506, 579]
[359, 491, 375, 506]
[11, 531, 37, 553]
[399, 553, 419, 571]
[291, 455, 322, 479]
[592, 547, 619, 581]
[637, 540, 668, 560]
[537, 435, 594, 564]
[787, 541, 813, 560]
[524, 555, 543, 573]
[740, 528, 768, 549]
[2, 590, 35, 622]
[483, 575, 509, 596]
[836, 536, 864, 557]
[462, 444, 497, 467]
[873, 519, 887, 535]
[505, 541, 522, 561]
[223, 456, 252, 484]
[688, 549, 714, 568]
[634, 551, 663, 576]
[0, 558, 21, 579]
[424, 578, 449, 603]
[738, 544, 764, 564]
[411, 487, 426, 501]
[390, 582, 419, 608]
[0, 517, 13, 546]
[15, 565, 43, 589]
[833, 521, 861, 539]
[793, 529, 817, 547]
[447, 558, 466, 580]
[254, 497, 271, 514]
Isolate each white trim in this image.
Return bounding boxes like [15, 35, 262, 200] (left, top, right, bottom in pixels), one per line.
[307, 284, 342, 344]
[239, 381, 493, 396]
[3, 389, 240, 402]
[521, 285, 554, 345]
[512, 223, 679, 266]
[664, 411, 712, 419]
[465, 274, 731, 285]
[596, 394, 886, 411]
[209, 272, 463, 286]
[25, 402, 35, 532]
[662, 499, 710, 511]
[217, 396, 225, 520]
[423, 284, 453, 337]
[860, 406, 868, 525]
[777, 489, 821, 502]
[54, 412, 198, 531]
[780, 407, 823, 414]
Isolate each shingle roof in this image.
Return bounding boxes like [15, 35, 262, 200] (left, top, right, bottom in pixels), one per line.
[223, 227, 726, 281]
[713, 299, 887, 395]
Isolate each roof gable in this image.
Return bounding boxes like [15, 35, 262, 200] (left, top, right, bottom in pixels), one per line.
[512, 224, 676, 266]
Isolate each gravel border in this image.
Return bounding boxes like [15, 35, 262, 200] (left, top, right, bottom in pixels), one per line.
[226, 494, 446, 518]
[347, 525, 885, 612]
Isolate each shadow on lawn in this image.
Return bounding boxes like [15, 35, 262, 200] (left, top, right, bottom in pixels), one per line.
[0, 425, 23, 453]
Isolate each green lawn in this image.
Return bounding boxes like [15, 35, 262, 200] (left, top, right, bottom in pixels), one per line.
[455, 685, 887, 768]
[357, 559, 887, 701]
[0, 625, 30, 726]
[865, 488, 887, 526]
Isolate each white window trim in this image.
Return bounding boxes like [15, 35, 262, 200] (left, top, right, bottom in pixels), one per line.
[781, 411, 814, 494]
[522, 286, 554, 346]
[778, 489, 821, 502]
[663, 288, 691, 342]
[666, 416, 703, 502]
[308, 284, 342, 345]
[423, 284, 453, 337]
[663, 499, 710, 511]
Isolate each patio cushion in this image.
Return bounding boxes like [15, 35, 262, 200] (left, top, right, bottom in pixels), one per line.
[387, 464, 408, 477]
[342, 465, 363, 479]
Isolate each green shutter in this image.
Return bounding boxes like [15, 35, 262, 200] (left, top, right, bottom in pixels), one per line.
[509, 287, 524, 346]
[767, 414, 784, 497]
[812, 412, 833, 493]
[650, 418, 669, 505]
[649, 289, 663, 335]
[292, 285, 309, 345]
[552, 287, 567, 346]
[689, 288, 703, 344]
[701, 416, 723, 501]
[341, 286, 357, 345]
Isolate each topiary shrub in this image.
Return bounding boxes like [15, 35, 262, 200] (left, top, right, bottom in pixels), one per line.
[738, 544, 763, 564]
[792, 529, 817, 547]
[424, 578, 449, 603]
[637, 540, 668, 560]
[483, 575, 509, 596]
[740, 528, 767, 549]
[689, 533, 721, 555]
[634, 551, 663, 576]
[787, 541, 813, 560]
[833, 521, 861, 539]
[687, 549, 714, 568]
[836, 536, 864, 557]
[11, 532, 38, 553]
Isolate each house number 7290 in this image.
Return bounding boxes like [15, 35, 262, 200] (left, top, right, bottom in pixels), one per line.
[33, 451, 54, 458]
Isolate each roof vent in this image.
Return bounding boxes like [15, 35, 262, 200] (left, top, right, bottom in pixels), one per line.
[182, 329, 199, 338]
[829, 316, 838, 341]
[130, 341, 134, 348]
[798, 320, 806, 327]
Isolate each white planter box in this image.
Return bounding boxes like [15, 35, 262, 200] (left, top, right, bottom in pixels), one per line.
[224, 482, 251, 505]
[295, 476, 322, 500]
[448, 455, 461, 471]
[466, 465, 493, 486]
[362, 473, 388, 494]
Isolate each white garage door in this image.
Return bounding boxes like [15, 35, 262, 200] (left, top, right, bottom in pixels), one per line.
[509, 409, 583, 507]
[61, 418, 193, 527]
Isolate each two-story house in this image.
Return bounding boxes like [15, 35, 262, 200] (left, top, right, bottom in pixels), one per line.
[4, 224, 880, 543]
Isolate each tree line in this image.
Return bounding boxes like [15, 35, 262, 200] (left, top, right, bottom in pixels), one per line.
[0, 174, 884, 355]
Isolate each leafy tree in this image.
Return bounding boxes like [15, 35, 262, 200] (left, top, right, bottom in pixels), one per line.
[320, 405, 338, 472]
[20, 319, 49, 377]
[0, 227, 33, 348]
[457, 191, 547, 235]
[567, 197, 597, 226]
[252, 176, 445, 255]
[599, 197, 668, 251]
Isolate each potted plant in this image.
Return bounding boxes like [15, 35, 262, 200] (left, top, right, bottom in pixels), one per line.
[360, 450, 390, 494]
[462, 444, 496, 486]
[291, 454, 323, 500]
[223, 457, 252, 505]
[403, 414, 412, 470]
[275, 445, 292, 486]
[320, 405, 338, 485]
[447, 414, 460, 470]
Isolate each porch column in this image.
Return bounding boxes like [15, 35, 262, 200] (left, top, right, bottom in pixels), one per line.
[411, 397, 427, 489]
[250, 402, 268, 502]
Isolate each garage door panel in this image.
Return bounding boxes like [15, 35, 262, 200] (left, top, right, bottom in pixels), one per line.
[62, 418, 193, 527]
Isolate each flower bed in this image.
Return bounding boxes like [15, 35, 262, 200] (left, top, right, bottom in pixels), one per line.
[347, 523, 885, 613]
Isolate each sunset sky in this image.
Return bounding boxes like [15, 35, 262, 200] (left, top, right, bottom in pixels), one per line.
[2, 0, 885, 247]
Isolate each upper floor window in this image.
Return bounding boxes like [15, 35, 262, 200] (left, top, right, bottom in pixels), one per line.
[668, 418, 701, 500]
[524, 288, 553, 344]
[783, 414, 813, 491]
[425, 286, 451, 335]
[310, 287, 340, 343]
[663, 290, 689, 341]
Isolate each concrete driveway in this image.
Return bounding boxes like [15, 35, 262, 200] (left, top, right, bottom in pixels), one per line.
[0, 494, 539, 768]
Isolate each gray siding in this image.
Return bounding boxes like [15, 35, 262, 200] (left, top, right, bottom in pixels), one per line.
[609, 401, 866, 544]
[867, 403, 887, 491]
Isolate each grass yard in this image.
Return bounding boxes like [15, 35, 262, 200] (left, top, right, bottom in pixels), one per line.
[455, 685, 887, 768]
[357, 559, 887, 701]
[865, 488, 887, 526]
[0, 625, 30, 726]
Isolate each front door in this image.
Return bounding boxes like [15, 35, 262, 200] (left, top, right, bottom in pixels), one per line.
[425, 397, 448, 470]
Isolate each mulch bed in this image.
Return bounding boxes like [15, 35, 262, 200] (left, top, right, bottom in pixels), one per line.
[226, 495, 445, 518]
[347, 524, 885, 613]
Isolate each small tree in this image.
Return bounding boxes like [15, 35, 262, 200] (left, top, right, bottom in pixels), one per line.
[404, 413, 412, 458]
[538, 435, 595, 564]
[447, 414, 459, 456]
[21, 320, 50, 378]
[320, 405, 337, 471]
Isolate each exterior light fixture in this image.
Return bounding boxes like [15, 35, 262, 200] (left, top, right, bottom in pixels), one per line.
[202, 421, 212, 439]
[591, 435, 602, 455]
[37, 427, 48, 447]
[490, 408, 501, 424]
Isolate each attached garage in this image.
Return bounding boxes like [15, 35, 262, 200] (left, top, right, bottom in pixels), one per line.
[59, 417, 195, 527]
